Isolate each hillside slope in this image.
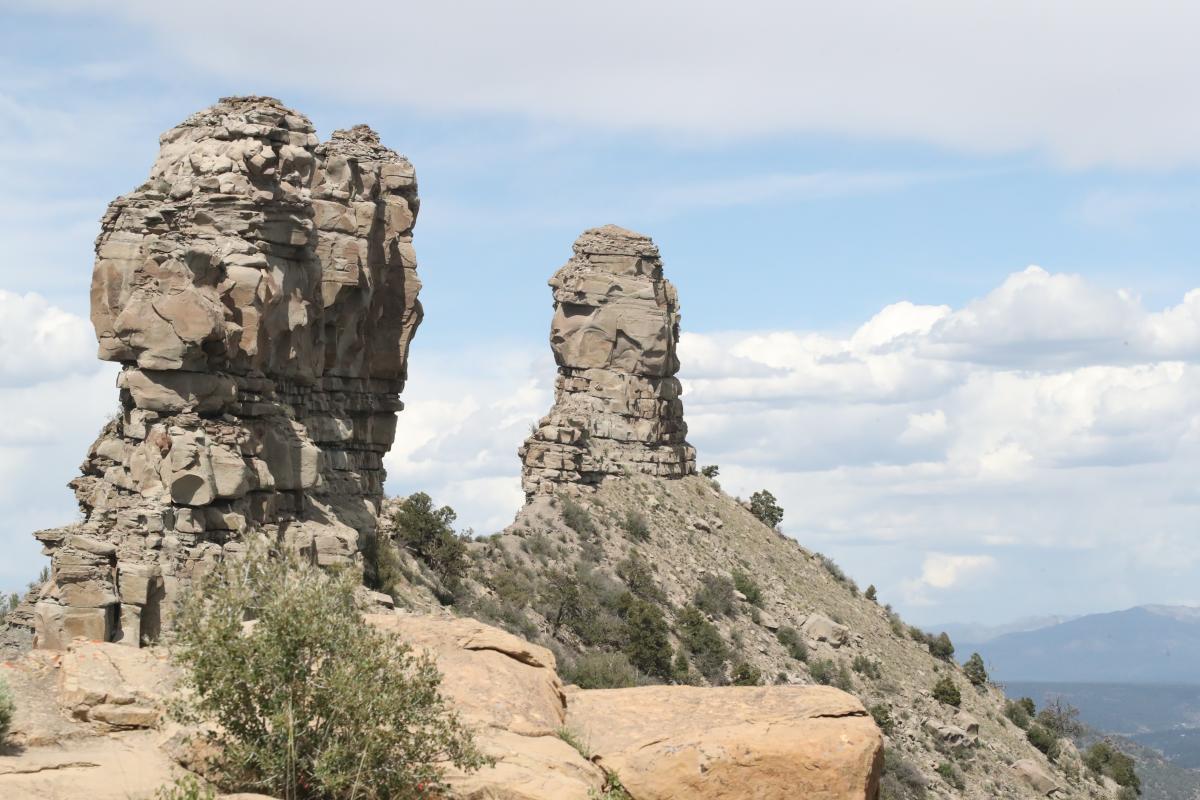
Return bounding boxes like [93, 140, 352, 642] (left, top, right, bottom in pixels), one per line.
[382, 474, 1121, 800]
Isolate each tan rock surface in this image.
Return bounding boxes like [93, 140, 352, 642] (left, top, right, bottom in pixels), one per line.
[367, 614, 606, 799]
[519, 225, 695, 495]
[565, 684, 883, 800]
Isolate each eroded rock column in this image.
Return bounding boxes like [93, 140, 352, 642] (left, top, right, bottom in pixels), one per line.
[33, 97, 423, 648]
[519, 225, 695, 495]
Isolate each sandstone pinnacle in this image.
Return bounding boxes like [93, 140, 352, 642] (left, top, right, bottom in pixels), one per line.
[33, 96, 423, 648]
[519, 225, 696, 495]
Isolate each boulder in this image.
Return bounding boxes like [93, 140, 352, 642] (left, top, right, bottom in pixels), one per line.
[802, 612, 850, 647]
[57, 641, 175, 729]
[566, 684, 883, 800]
[1011, 758, 1063, 796]
[368, 615, 607, 798]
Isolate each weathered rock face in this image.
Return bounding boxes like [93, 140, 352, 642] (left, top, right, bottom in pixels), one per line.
[566, 684, 884, 800]
[32, 97, 423, 648]
[519, 225, 695, 495]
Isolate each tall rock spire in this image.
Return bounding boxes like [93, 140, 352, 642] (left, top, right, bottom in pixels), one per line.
[33, 97, 423, 648]
[520, 225, 696, 495]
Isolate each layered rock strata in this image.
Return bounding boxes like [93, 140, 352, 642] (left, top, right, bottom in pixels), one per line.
[32, 97, 423, 648]
[519, 225, 695, 495]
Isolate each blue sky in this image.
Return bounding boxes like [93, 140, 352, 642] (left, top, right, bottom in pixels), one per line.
[3, 1, 1200, 625]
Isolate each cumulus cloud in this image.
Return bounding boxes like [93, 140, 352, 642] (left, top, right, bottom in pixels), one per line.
[902, 553, 996, 605]
[0, 290, 97, 385]
[23, 0, 1200, 168]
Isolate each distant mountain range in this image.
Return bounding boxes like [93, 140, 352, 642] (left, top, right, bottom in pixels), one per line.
[951, 604, 1200, 685]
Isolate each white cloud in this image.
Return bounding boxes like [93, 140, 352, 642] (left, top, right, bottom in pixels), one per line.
[29, 0, 1200, 168]
[0, 290, 97, 385]
[902, 553, 996, 606]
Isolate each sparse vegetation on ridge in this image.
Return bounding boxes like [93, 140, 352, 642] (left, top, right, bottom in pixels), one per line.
[0, 675, 14, 742]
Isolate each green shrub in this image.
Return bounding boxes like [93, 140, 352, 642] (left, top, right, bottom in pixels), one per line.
[360, 529, 407, 599]
[171, 550, 485, 800]
[590, 770, 633, 800]
[749, 490, 784, 528]
[808, 658, 833, 685]
[962, 652, 988, 686]
[935, 761, 965, 791]
[0, 675, 14, 742]
[700, 465, 720, 478]
[620, 596, 673, 681]
[615, 550, 665, 604]
[731, 662, 762, 686]
[817, 554, 859, 595]
[870, 703, 895, 735]
[928, 632, 955, 662]
[731, 569, 763, 607]
[156, 775, 216, 800]
[880, 749, 929, 800]
[620, 511, 650, 542]
[541, 567, 584, 635]
[559, 495, 597, 537]
[775, 626, 808, 662]
[1026, 723, 1061, 760]
[1004, 697, 1035, 729]
[677, 605, 730, 682]
[6, 592, 18, 612]
[852, 655, 882, 680]
[693, 574, 737, 617]
[390, 493, 469, 585]
[932, 676, 961, 707]
[671, 649, 692, 684]
[865, 584, 877, 602]
[564, 652, 639, 689]
[1084, 740, 1140, 793]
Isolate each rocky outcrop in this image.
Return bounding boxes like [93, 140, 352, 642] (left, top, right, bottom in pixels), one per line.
[32, 97, 423, 649]
[567, 684, 883, 800]
[519, 225, 695, 495]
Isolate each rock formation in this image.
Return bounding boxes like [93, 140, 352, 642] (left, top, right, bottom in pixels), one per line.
[519, 225, 695, 495]
[31, 96, 423, 648]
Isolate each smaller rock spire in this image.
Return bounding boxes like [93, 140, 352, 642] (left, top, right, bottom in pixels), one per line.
[520, 225, 696, 494]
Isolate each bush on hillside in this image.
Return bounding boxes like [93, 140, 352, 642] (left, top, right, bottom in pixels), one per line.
[170, 549, 486, 800]
[852, 655, 882, 680]
[817, 554, 859, 595]
[1036, 697, 1085, 738]
[390, 493, 470, 586]
[0, 675, 14, 742]
[620, 510, 650, 542]
[559, 495, 598, 537]
[928, 632, 955, 662]
[620, 595, 673, 681]
[731, 661, 763, 686]
[1004, 697, 1036, 729]
[775, 626, 808, 662]
[731, 569, 764, 607]
[563, 652, 640, 689]
[677, 605, 730, 682]
[749, 490, 784, 528]
[962, 652, 988, 687]
[1026, 723, 1061, 761]
[879, 749, 929, 800]
[1084, 740, 1141, 794]
[615, 550, 666, 604]
[870, 703, 896, 736]
[864, 584, 877, 602]
[932, 676, 961, 707]
[693, 574, 737, 617]
[700, 465, 720, 478]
